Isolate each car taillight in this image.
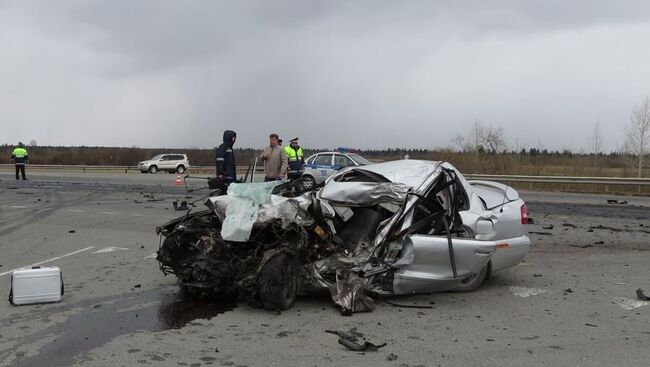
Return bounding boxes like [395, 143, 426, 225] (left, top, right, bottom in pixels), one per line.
[520, 204, 528, 225]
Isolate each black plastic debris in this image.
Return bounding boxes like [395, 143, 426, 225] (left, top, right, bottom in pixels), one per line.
[542, 224, 554, 230]
[563, 288, 573, 294]
[172, 200, 189, 211]
[562, 223, 577, 228]
[327, 328, 386, 352]
[68, 230, 76, 233]
[338, 338, 386, 352]
[636, 289, 650, 301]
[570, 244, 594, 248]
[326, 328, 364, 341]
[526, 218, 535, 224]
[607, 199, 628, 205]
[387, 353, 398, 361]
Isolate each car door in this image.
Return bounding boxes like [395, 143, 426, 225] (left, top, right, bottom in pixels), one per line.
[391, 168, 496, 294]
[392, 235, 496, 294]
[157, 155, 171, 170]
[311, 154, 334, 183]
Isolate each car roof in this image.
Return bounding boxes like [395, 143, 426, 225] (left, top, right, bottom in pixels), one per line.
[346, 159, 448, 188]
[310, 151, 353, 155]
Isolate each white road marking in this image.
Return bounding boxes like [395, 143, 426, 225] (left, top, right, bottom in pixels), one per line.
[98, 211, 118, 215]
[510, 286, 551, 298]
[612, 297, 650, 310]
[93, 246, 129, 254]
[0, 246, 95, 277]
[129, 213, 145, 217]
[143, 253, 157, 259]
[9, 205, 27, 209]
[67, 209, 85, 212]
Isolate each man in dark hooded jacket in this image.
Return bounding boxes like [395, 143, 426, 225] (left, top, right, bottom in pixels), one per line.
[215, 130, 237, 183]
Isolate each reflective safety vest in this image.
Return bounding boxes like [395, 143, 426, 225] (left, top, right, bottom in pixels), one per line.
[11, 147, 28, 165]
[283, 145, 304, 175]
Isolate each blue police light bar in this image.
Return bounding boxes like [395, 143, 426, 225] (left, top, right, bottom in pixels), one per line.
[336, 147, 357, 153]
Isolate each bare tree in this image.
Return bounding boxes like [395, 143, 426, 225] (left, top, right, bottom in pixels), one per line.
[481, 125, 506, 153]
[624, 97, 650, 177]
[452, 121, 506, 154]
[590, 121, 604, 154]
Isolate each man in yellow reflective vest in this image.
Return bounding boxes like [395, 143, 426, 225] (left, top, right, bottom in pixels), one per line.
[11, 142, 29, 180]
[283, 137, 304, 180]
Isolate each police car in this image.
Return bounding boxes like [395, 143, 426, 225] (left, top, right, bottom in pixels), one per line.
[301, 148, 371, 188]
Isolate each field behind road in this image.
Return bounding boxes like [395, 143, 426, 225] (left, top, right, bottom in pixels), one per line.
[0, 171, 649, 367]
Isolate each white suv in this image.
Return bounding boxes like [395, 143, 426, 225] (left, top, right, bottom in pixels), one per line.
[138, 154, 190, 174]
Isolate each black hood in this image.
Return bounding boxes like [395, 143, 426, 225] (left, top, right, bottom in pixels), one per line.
[222, 130, 236, 146]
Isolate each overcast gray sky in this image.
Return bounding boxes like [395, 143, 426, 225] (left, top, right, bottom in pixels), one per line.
[2, 0, 650, 152]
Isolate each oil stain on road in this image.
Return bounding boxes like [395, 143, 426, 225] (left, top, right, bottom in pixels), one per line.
[11, 286, 236, 367]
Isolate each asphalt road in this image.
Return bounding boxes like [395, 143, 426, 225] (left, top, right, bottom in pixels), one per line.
[0, 171, 649, 367]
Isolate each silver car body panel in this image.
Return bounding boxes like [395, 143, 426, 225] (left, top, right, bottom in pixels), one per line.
[318, 181, 411, 206]
[392, 236, 496, 294]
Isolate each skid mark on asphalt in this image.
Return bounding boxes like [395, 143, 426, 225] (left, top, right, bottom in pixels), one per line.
[510, 286, 552, 298]
[0, 246, 94, 277]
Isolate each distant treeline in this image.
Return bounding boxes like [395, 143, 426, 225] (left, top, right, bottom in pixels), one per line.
[1, 144, 646, 177]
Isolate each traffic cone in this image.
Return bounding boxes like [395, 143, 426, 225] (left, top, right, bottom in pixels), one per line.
[175, 175, 183, 186]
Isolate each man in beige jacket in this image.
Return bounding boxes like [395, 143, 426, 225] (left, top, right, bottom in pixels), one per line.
[259, 133, 288, 181]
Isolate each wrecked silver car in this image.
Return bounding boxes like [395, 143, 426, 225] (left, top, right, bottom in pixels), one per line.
[156, 160, 530, 314]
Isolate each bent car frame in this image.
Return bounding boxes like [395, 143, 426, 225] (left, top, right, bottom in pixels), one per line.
[156, 160, 530, 314]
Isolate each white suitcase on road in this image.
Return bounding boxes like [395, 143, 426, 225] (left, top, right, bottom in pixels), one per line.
[9, 266, 64, 305]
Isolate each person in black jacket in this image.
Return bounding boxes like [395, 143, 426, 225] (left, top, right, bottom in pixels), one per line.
[215, 130, 237, 183]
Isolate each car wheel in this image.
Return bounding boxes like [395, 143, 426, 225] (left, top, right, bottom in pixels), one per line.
[452, 262, 491, 293]
[177, 165, 186, 174]
[302, 175, 316, 189]
[258, 253, 298, 311]
[148, 165, 158, 174]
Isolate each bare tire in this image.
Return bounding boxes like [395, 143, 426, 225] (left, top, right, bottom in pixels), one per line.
[302, 175, 316, 190]
[258, 254, 298, 311]
[177, 165, 186, 174]
[452, 262, 490, 293]
[148, 165, 158, 174]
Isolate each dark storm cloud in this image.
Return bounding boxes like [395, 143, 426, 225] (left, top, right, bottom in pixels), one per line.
[2, 1, 650, 151]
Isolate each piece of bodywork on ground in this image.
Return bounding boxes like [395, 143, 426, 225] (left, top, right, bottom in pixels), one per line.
[156, 160, 531, 314]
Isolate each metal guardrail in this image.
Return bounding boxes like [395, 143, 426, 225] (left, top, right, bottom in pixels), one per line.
[464, 174, 650, 186]
[2, 164, 650, 186]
